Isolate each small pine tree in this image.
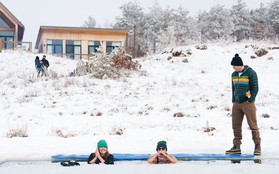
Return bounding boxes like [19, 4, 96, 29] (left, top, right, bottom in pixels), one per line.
[82, 16, 96, 28]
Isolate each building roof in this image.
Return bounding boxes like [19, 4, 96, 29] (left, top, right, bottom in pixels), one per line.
[39, 26, 128, 32]
[0, 2, 25, 41]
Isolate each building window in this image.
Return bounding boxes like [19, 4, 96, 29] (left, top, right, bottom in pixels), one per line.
[0, 36, 14, 49]
[106, 41, 121, 54]
[66, 40, 81, 59]
[0, 16, 12, 28]
[47, 40, 63, 55]
[88, 41, 101, 54]
[5, 37, 14, 49]
[0, 31, 14, 49]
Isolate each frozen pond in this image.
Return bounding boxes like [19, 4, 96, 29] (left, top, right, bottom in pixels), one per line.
[1, 159, 279, 174]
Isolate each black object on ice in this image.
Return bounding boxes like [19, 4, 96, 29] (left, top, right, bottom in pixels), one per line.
[60, 160, 80, 167]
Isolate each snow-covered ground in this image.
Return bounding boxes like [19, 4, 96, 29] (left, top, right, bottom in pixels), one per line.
[1, 160, 279, 174]
[0, 42, 279, 173]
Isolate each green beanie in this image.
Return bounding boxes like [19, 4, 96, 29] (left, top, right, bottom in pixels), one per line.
[97, 139, 108, 148]
[156, 140, 167, 151]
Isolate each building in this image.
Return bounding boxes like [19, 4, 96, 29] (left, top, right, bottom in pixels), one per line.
[0, 2, 25, 50]
[35, 26, 128, 59]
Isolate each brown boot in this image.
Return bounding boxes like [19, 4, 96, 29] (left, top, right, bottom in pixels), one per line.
[254, 144, 261, 156]
[225, 145, 241, 154]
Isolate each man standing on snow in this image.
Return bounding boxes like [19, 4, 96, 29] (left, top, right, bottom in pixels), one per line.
[41, 55, 49, 76]
[35, 56, 42, 77]
[226, 53, 261, 156]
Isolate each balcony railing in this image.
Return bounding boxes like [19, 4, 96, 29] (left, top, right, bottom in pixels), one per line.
[0, 41, 32, 52]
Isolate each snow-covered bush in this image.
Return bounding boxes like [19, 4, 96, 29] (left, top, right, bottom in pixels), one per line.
[6, 126, 28, 138]
[52, 129, 78, 138]
[195, 44, 207, 50]
[110, 127, 125, 135]
[74, 48, 141, 79]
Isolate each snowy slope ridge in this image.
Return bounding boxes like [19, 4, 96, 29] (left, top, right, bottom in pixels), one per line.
[0, 42, 279, 159]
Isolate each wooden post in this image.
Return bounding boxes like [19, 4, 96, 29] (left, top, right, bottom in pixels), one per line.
[0, 40, 3, 52]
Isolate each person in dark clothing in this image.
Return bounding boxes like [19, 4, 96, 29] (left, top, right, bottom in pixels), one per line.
[41, 55, 49, 68]
[87, 139, 114, 164]
[148, 141, 177, 164]
[41, 55, 49, 76]
[35, 56, 42, 77]
[226, 54, 261, 156]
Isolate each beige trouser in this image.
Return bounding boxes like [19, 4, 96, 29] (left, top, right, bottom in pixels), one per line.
[232, 102, 261, 147]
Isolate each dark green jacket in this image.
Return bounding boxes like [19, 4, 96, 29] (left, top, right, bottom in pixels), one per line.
[232, 65, 258, 103]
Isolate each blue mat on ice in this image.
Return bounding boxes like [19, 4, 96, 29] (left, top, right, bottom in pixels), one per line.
[52, 153, 254, 161]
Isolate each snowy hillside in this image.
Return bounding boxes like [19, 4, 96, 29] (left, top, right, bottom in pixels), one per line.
[0, 42, 279, 160]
